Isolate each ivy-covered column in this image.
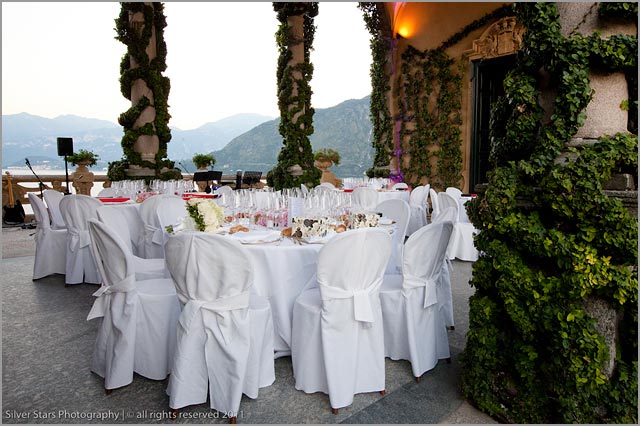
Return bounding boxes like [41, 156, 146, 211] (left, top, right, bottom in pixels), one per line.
[460, 2, 637, 423]
[267, 2, 321, 190]
[112, 2, 178, 181]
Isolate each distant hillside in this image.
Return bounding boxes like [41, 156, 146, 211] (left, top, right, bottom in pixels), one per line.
[1, 99, 373, 177]
[213, 96, 373, 178]
[1, 112, 273, 170]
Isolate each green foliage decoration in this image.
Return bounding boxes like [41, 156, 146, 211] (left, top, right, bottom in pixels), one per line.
[313, 148, 341, 166]
[598, 2, 638, 22]
[115, 2, 174, 179]
[67, 149, 99, 167]
[192, 153, 216, 169]
[460, 2, 638, 423]
[393, 4, 514, 189]
[267, 2, 321, 190]
[358, 2, 393, 179]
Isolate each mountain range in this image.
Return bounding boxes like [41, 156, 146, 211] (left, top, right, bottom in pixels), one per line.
[2, 96, 373, 178]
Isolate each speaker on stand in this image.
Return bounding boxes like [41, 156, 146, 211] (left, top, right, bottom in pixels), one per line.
[57, 137, 73, 195]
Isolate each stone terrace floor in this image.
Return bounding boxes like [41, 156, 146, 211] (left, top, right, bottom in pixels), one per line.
[1, 224, 496, 424]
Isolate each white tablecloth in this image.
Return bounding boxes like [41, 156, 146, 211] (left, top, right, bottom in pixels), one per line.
[244, 238, 322, 356]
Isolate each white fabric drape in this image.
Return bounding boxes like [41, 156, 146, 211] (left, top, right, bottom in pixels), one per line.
[379, 221, 453, 379]
[291, 228, 392, 410]
[87, 219, 181, 390]
[59, 195, 102, 284]
[407, 184, 430, 236]
[438, 192, 479, 261]
[376, 198, 411, 275]
[138, 195, 178, 259]
[351, 187, 379, 211]
[42, 189, 67, 230]
[164, 232, 275, 415]
[28, 193, 67, 279]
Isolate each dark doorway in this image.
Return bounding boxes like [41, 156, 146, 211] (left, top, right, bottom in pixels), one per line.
[470, 55, 516, 192]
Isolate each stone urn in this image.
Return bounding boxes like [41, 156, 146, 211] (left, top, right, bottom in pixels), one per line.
[314, 159, 342, 188]
[70, 161, 95, 196]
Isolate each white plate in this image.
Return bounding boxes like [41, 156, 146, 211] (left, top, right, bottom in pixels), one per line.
[228, 230, 282, 244]
[379, 217, 393, 225]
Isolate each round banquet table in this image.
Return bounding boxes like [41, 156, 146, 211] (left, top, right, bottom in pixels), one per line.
[242, 237, 322, 357]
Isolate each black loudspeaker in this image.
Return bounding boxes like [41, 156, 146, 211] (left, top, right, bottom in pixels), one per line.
[57, 137, 73, 156]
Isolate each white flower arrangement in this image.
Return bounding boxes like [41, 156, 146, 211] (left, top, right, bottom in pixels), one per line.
[166, 198, 225, 234]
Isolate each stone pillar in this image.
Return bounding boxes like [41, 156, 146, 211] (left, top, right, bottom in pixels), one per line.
[128, 3, 159, 174]
[287, 14, 305, 125]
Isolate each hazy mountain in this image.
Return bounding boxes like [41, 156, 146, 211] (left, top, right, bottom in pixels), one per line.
[167, 113, 274, 160]
[213, 96, 373, 178]
[2, 98, 372, 178]
[1, 112, 273, 170]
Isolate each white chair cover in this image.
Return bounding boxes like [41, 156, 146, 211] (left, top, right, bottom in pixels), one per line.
[429, 188, 440, 221]
[216, 185, 233, 197]
[430, 206, 458, 328]
[97, 205, 168, 281]
[379, 221, 453, 378]
[376, 198, 411, 274]
[407, 184, 430, 235]
[351, 187, 378, 211]
[138, 194, 176, 259]
[445, 187, 462, 200]
[438, 192, 479, 261]
[28, 193, 67, 280]
[392, 182, 409, 190]
[155, 196, 188, 249]
[87, 219, 180, 390]
[42, 189, 66, 230]
[97, 187, 117, 197]
[291, 228, 392, 410]
[164, 232, 275, 415]
[320, 182, 336, 189]
[59, 194, 102, 285]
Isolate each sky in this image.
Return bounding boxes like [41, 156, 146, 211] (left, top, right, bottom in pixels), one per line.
[1, 1, 373, 130]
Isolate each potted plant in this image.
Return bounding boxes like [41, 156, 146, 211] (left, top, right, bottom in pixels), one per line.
[314, 148, 342, 188]
[67, 149, 99, 195]
[67, 149, 99, 168]
[192, 153, 216, 170]
[313, 148, 341, 169]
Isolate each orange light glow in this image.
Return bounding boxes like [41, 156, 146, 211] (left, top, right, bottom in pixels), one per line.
[392, 2, 415, 39]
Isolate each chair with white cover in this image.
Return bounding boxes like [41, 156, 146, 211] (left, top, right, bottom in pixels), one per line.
[379, 221, 453, 381]
[216, 185, 233, 197]
[438, 192, 479, 262]
[164, 232, 275, 421]
[97, 187, 117, 197]
[291, 228, 392, 413]
[351, 186, 378, 211]
[42, 189, 66, 230]
[392, 182, 409, 190]
[97, 205, 168, 281]
[445, 187, 462, 200]
[430, 206, 457, 329]
[28, 193, 67, 280]
[407, 184, 430, 236]
[138, 194, 176, 259]
[429, 188, 441, 221]
[376, 198, 411, 275]
[86, 219, 181, 393]
[59, 194, 102, 285]
[155, 196, 188, 247]
[320, 181, 336, 190]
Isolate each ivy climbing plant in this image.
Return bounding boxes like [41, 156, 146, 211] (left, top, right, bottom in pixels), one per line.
[358, 2, 393, 179]
[460, 2, 638, 423]
[112, 2, 179, 181]
[267, 2, 321, 190]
